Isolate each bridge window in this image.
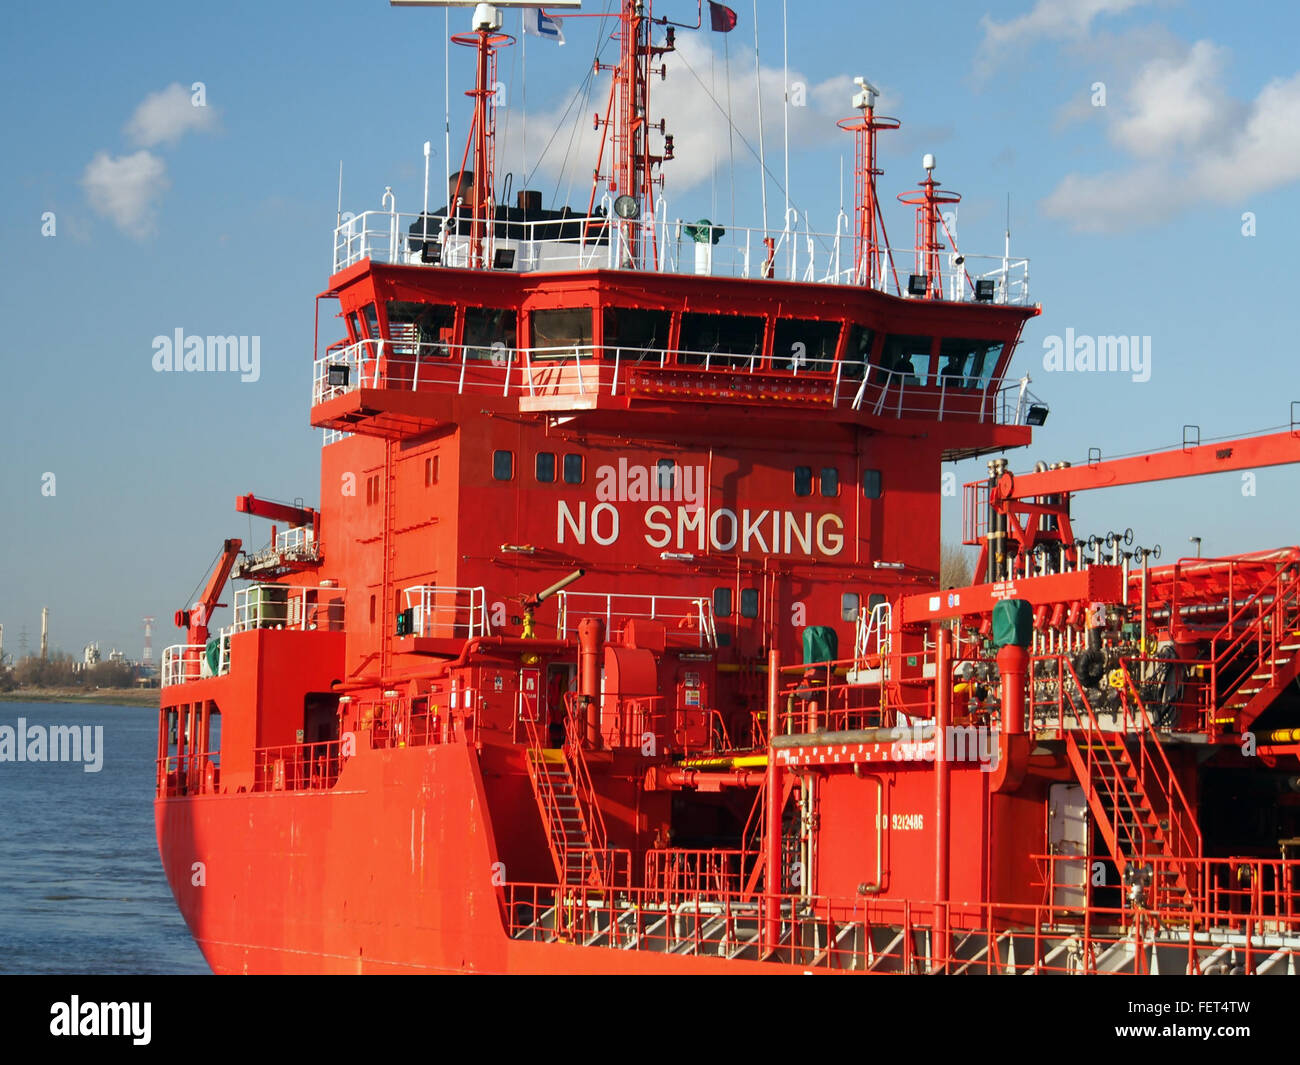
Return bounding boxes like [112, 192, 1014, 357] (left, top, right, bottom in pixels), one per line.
[464, 308, 518, 361]
[713, 587, 732, 618]
[820, 468, 839, 497]
[879, 335, 933, 386]
[774, 319, 841, 373]
[794, 466, 813, 497]
[740, 588, 759, 619]
[536, 452, 556, 483]
[360, 303, 380, 340]
[424, 456, 439, 486]
[563, 454, 584, 485]
[842, 592, 860, 622]
[386, 301, 455, 358]
[604, 308, 671, 363]
[345, 311, 361, 342]
[493, 450, 514, 481]
[677, 313, 765, 369]
[532, 308, 594, 354]
[938, 338, 1004, 391]
[862, 469, 882, 499]
[841, 325, 876, 380]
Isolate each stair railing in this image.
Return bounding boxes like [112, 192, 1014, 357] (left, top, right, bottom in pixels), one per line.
[1117, 660, 1203, 869]
[1208, 562, 1300, 725]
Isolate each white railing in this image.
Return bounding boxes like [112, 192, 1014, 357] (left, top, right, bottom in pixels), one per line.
[161, 641, 230, 686]
[230, 584, 346, 633]
[331, 208, 1031, 305]
[238, 527, 321, 576]
[314, 338, 1045, 427]
[854, 602, 892, 663]
[402, 585, 492, 640]
[555, 592, 717, 649]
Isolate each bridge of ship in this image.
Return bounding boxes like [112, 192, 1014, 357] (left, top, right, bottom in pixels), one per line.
[310, 255, 1042, 445]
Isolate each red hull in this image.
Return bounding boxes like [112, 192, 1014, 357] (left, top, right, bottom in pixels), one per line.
[156, 742, 784, 974]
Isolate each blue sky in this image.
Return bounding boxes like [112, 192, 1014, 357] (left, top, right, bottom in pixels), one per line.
[2, 0, 1299, 658]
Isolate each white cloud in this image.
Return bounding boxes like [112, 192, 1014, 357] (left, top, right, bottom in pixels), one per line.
[125, 83, 217, 147]
[1112, 39, 1225, 157]
[982, 0, 1157, 49]
[1043, 44, 1300, 231]
[81, 150, 169, 237]
[976, 0, 1167, 77]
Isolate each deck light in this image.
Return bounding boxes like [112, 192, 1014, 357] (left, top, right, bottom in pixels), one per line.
[493, 247, 517, 270]
[327, 364, 350, 388]
[614, 195, 640, 220]
[1026, 404, 1049, 426]
[907, 274, 928, 296]
[421, 240, 442, 264]
[974, 279, 996, 301]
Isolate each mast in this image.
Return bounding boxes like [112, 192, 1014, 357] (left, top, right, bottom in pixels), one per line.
[449, 7, 512, 269]
[592, 0, 675, 268]
[838, 77, 899, 289]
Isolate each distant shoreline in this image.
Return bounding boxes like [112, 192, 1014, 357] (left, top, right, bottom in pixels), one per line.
[0, 688, 160, 708]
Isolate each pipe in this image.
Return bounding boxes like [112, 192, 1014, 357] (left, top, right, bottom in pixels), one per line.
[578, 617, 604, 749]
[765, 647, 782, 950]
[997, 644, 1028, 736]
[853, 766, 884, 894]
[935, 628, 951, 969]
[935, 629, 951, 903]
[658, 768, 766, 789]
[533, 568, 585, 605]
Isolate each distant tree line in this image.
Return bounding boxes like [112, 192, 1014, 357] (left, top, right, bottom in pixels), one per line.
[0, 652, 138, 692]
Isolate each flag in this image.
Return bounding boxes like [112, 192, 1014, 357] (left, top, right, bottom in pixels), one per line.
[708, 2, 738, 32]
[523, 8, 565, 45]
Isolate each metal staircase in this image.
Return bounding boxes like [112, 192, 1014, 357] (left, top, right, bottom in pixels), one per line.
[1210, 561, 1300, 736]
[520, 695, 626, 889]
[1058, 659, 1201, 912]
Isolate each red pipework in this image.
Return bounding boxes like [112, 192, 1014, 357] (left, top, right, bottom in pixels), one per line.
[934, 628, 952, 968]
[765, 648, 783, 948]
[578, 617, 604, 749]
[997, 644, 1029, 736]
[656, 768, 765, 790]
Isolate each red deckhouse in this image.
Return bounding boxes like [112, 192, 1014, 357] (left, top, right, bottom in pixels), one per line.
[155, 0, 1300, 974]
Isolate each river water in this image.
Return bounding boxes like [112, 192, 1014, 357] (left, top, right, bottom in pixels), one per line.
[0, 701, 209, 974]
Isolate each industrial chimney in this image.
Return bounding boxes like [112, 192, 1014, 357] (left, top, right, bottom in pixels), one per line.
[40, 607, 49, 659]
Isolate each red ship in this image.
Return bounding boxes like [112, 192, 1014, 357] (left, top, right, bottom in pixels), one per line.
[155, 1, 1300, 974]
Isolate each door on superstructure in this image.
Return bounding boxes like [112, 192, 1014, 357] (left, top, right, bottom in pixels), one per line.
[546, 664, 575, 748]
[1048, 783, 1089, 911]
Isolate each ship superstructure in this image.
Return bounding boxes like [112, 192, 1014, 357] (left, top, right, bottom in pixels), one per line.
[155, 1, 1300, 974]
